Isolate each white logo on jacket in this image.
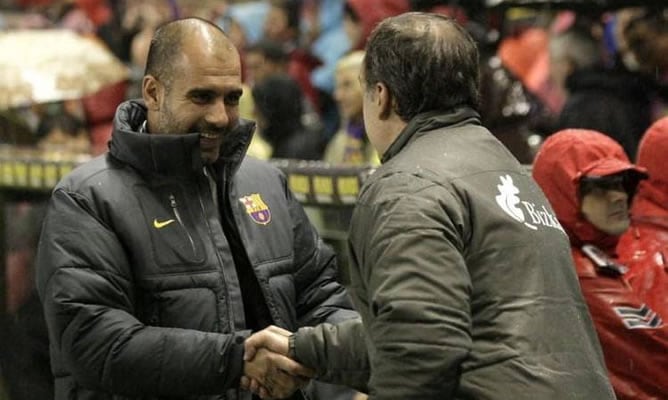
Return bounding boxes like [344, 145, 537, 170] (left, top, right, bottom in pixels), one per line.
[495, 174, 564, 232]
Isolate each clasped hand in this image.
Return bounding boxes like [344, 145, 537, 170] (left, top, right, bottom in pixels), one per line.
[242, 325, 314, 399]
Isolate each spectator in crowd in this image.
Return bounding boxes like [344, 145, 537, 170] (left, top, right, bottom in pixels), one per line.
[242, 38, 321, 122]
[244, 13, 614, 400]
[244, 39, 291, 86]
[532, 128, 668, 400]
[548, 23, 602, 115]
[618, 116, 668, 315]
[324, 50, 378, 166]
[252, 74, 325, 160]
[263, 0, 301, 47]
[496, 8, 551, 106]
[35, 17, 358, 400]
[557, 8, 660, 160]
[622, 8, 668, 120]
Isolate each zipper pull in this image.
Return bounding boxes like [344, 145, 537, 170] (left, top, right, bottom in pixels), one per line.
[169, 194, 183, 225]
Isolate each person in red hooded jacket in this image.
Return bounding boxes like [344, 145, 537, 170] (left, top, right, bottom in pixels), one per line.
[618, 116, 668, 317]
[532, 128, 668, 400]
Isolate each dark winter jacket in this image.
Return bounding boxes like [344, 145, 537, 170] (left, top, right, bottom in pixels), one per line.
[35, 100, 357, 400]
[295, 107, 615, 399]
[558, 66, 656, 160]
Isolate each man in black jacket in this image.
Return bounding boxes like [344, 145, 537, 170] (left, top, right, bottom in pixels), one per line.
[245, 12, 616, 400]
[35, 17, 358, 400]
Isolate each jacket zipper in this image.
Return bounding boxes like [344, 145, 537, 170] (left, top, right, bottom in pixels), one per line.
[169, 193, 196, 251]
[197, 177, 236, 331]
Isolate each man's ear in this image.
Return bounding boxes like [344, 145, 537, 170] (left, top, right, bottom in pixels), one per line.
[376, 82, 393, 120]
[142, 75, 163, 111]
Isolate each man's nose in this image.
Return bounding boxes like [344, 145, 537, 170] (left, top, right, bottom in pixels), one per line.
[205, 98, 230, 127]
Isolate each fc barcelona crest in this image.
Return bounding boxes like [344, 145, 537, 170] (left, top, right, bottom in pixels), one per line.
[239, 193, 272, 225]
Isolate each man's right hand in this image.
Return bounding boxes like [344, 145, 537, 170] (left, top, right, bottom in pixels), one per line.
[244, 325, 293, 360]
[242, 327, 314, 399]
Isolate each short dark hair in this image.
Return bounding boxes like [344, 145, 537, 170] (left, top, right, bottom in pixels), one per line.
[363, 12, 480, 121]
[144, 17, 228, 86]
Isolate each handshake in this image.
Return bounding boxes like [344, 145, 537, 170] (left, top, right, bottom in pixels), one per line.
[242, 325, 314, 399]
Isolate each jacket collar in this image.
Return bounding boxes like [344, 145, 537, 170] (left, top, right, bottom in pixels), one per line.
[109, 99, 255, 177]
[381, 106, 481, 163]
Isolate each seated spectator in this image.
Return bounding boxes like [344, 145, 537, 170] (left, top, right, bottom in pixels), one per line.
[324, 51, 378, 166]
[252, 74, 325, 160]
[532, 128, 668, 400]
[618, 116, 668, 314]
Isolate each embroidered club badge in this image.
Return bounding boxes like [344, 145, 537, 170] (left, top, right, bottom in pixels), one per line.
[239, 193, 271, 225]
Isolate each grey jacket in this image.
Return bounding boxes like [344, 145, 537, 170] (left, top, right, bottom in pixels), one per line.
[36, 100, 357, 400]
[294, 107, 615, 399]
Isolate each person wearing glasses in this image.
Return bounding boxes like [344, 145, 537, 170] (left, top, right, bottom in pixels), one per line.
[533, 128, 668, 400]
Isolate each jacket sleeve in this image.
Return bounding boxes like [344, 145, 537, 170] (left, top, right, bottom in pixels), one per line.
[36, 188, 249, 396]
[348, 183, 472, 400]
[284, 180, 358, 326]
[294, 318, 370, 392]
[577, 263, 668, 400]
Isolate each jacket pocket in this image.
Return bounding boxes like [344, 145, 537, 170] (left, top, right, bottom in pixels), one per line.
[134, 183, 207, 270]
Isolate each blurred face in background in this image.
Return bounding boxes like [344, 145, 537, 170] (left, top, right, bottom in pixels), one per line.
[244, 51, 286, 85]
[334, 65, 363, 122]
[263, 5, 296, 43]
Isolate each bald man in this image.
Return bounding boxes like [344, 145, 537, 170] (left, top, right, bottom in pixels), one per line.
[36, 18, 358, 400]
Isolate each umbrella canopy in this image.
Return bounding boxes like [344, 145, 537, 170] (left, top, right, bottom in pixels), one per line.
[0, 29, 129, 109]
[486, 0, 667, 10]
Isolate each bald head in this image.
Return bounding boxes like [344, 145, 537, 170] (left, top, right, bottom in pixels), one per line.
[145, 17, 236, 87]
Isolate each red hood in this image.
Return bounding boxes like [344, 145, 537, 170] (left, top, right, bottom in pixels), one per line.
[346, 0, 410, 49]
[532, 129, 646, 251]
[633, 117, 668, 218]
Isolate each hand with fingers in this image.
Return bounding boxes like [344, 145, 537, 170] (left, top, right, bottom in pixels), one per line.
[242, 326, 315, 399]
[245, 325, 293, 360]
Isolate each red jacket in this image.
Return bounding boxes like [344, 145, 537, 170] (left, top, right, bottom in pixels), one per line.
[572, 248, 668, 399]
[533, 129, 668, 400]
[618, 116, 668, 320]
[618, 218, 668, 317]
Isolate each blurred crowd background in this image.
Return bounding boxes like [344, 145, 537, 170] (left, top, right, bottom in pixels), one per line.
[0, 0, 667, 399]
